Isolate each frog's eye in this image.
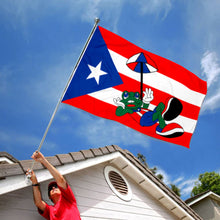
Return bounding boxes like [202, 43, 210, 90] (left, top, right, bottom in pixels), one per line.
[123, 91, 129, 99]
[134, 92, 140, 99]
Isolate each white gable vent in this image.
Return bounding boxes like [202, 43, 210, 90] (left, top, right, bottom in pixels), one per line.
[104, 166, 132, 201]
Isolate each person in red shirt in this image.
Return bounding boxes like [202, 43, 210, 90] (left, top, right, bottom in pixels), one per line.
[27, 151, 81, 220]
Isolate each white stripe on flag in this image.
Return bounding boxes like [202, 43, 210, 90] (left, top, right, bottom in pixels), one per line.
[109, 50, 206, 107]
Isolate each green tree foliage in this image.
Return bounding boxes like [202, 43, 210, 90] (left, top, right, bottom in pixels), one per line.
[156, 173, 164, 181]
[191, 171, 220, 197]
[137, 153, 163, 180]
[150, 166, 164, 181]
[137, 153, 148, 167]
[137, 153, 181, 197]
[170, 184, 181, 197]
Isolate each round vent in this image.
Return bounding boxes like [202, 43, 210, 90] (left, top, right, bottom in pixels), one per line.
[104, 166, 132, 201]
[109, 171, 128, 195]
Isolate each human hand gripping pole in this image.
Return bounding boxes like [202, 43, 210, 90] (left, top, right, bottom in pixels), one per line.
[25, 151, 42, 183]
[25, 151, 48, 183]
[26, 151, 48, 183]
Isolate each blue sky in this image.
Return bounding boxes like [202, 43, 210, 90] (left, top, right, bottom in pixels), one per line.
[1, 0, 220, 200]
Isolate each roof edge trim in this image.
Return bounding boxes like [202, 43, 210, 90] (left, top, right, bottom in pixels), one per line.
[0, 151, 121, 195]
[188, 191, 220, 206]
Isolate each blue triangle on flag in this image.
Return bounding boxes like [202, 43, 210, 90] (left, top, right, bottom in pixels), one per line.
[62, 27, 123, 101]
[134, 63, 150, 73]
[136, 53, 147, 63]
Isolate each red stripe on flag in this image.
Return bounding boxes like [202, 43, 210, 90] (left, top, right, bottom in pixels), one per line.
[99, 26, 207, 95]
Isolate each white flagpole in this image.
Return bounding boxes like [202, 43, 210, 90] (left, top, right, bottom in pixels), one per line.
[27, 18, 100, 177]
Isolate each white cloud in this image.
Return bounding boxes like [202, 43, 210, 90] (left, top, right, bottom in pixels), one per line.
[202, 91, 220, 112]
[173, 176, 184, 185]
[137, 0, 172, 19]
[200, 51, 220, 112]
[155, 167, 171, 185]
[201, 51, 220, 88]
[178, 178, 197, 197]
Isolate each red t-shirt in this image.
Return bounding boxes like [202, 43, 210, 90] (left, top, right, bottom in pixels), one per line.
[39, 184, 81, 220]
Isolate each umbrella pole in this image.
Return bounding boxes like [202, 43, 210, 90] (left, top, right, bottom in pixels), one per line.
[140, 62, 143, 100]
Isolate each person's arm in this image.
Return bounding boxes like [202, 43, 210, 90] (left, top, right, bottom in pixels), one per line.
[31, 151, 67, 189]
[26, 169, 46, 212]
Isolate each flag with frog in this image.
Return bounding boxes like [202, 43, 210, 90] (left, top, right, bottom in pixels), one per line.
[62, 25, 207, 148]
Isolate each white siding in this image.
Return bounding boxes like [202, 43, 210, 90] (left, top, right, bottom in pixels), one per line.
[191, 198, 220, 220]
[0, 186, 43, 220]
[66, 163, 178, 220]
[0, 162, 179, 220]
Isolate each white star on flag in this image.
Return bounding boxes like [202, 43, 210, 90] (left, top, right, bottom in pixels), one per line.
[87, 61, 108, 84]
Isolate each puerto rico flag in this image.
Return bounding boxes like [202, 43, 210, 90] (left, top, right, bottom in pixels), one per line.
[62, 26, 207, 148]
